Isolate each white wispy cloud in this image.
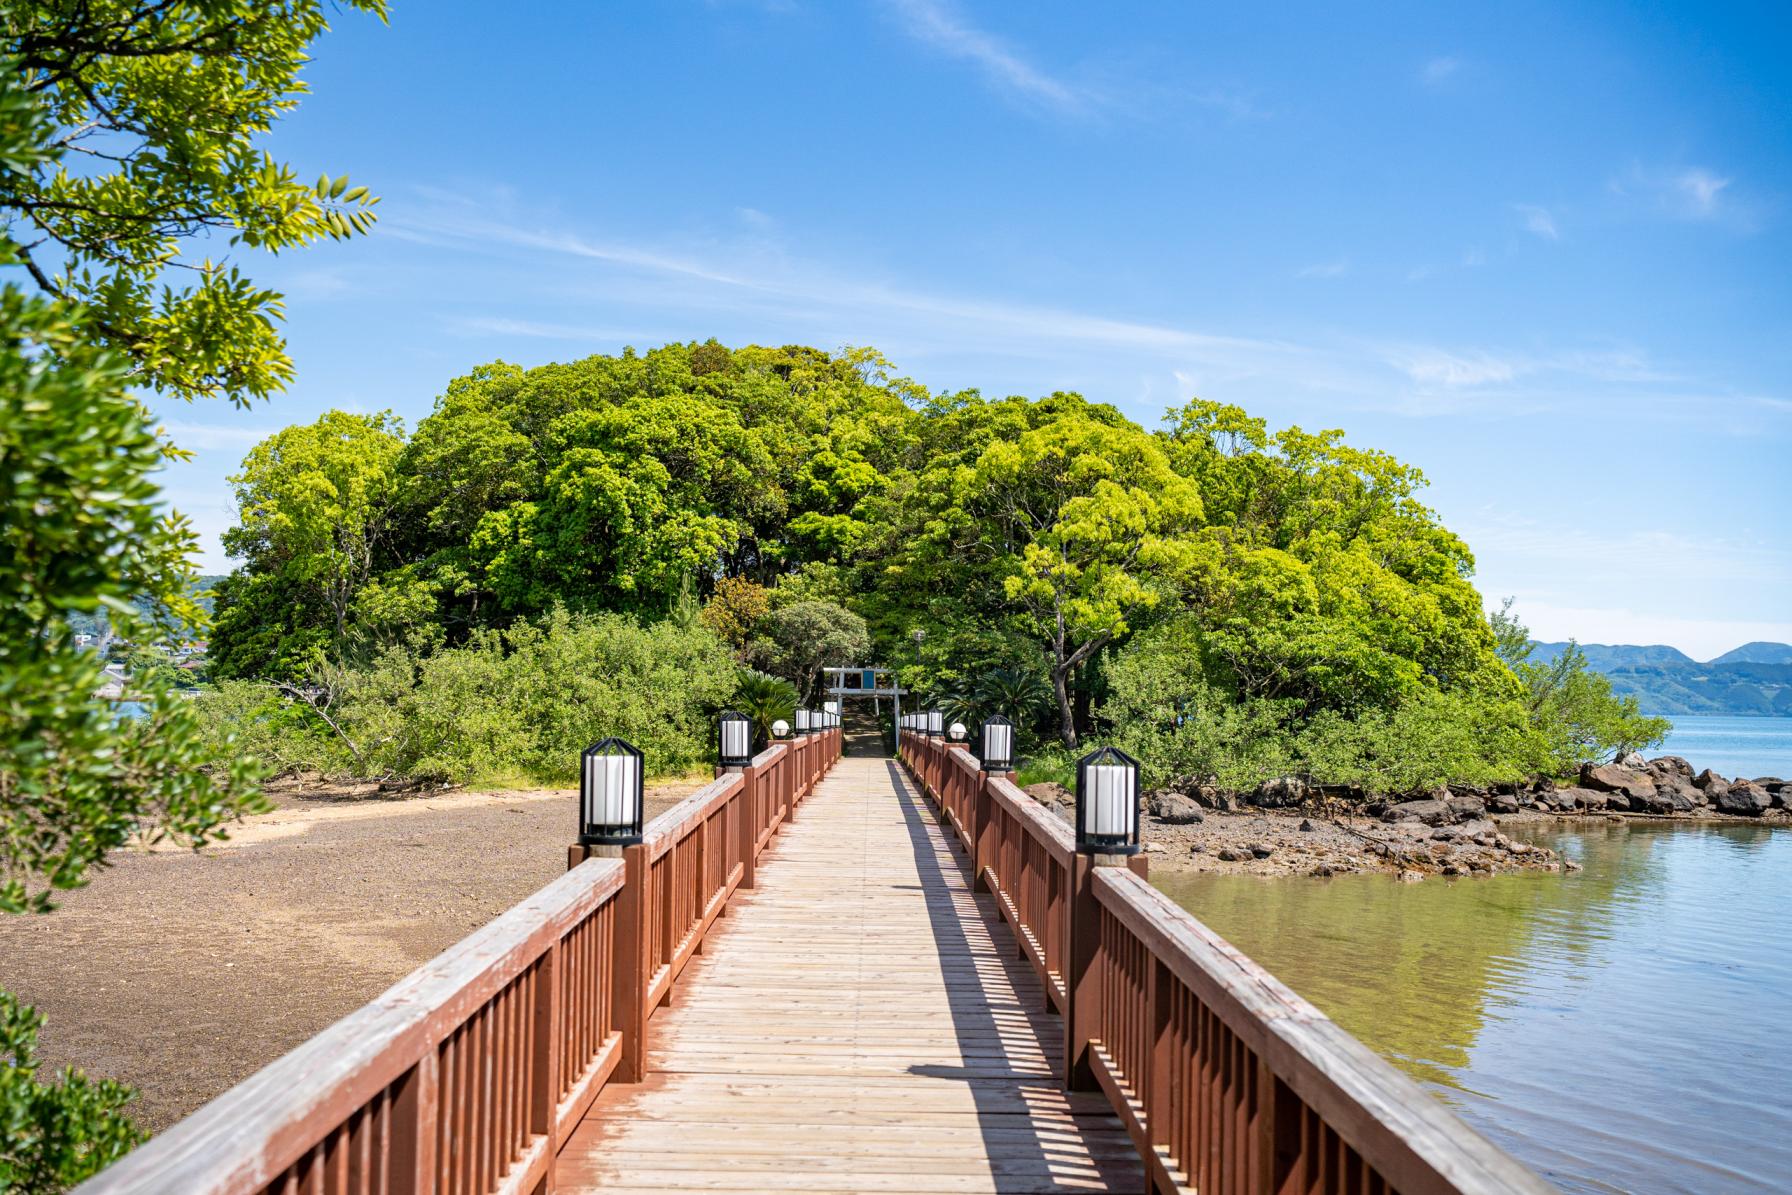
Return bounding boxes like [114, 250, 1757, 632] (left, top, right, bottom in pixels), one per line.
[1610, 163, 1754, 228]
[1421, 56, 1461, 86]
[1515, 203, 1559, 239]
[388, 189, 1776, 432]
[1676, 167, 1731, 216]
[884, 0, 1086, 114]
[1296, 259, 1350, 279]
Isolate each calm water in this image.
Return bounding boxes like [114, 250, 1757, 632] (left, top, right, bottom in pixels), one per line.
[1155, 821, 1792, 1193]
[1657, 714, 1792, 779]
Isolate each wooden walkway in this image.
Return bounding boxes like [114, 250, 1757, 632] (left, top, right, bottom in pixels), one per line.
[555, 755, 1145, 1194]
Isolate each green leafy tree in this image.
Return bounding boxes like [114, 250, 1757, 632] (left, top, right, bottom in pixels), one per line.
[211, 410, 409, 677]
[1490, 600, 1669, 771]
[1, 2, 383, 1183]
[752, 600, 871, 704]
[920, 400, 1205, 746]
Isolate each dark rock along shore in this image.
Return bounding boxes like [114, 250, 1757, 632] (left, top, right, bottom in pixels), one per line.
[1024, 755, 1788, 881]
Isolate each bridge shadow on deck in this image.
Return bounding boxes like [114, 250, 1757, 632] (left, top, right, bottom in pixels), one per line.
[884, 759, 1143, 1193]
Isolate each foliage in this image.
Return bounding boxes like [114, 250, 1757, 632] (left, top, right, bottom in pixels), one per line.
[749, 600, 870, 705]
[733, 669, 796, 751]
[211, 411, 409, 678]
[193, 608, 738, 786]
[204, 342, 1650, 798]
[1, 0, 385, 404]
[1491, 600, 1670, 771]
[1, 3, 382, 1175]
[700, 577, 771, 656]
[0, 991, 144, 1192]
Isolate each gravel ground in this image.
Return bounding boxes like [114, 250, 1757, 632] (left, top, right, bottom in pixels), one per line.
[0, 779, 701, 1133]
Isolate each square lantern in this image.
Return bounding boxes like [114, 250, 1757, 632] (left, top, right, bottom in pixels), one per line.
[580, 738, 644, 846]
[718, 709, 752, 768]
[926, 709, 944, 737]
[977, 714, 1014, 772]
[824, 699, 841, 722]
[795, 708, 813, 735]
[1075, 745, 1141, 855]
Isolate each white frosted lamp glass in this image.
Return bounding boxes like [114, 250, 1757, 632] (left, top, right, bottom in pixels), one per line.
[719, 710, 751, 767]
[979, 716, 1014, 771]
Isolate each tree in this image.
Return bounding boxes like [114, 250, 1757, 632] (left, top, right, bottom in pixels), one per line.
[211, 410, 408, 676]
[701, 577, 771, 656]
[1, 3, 384, 1183]
[933, 403, 1205, 746]
[1490, 600, 1669, 771]
[753, 600, 870, 704]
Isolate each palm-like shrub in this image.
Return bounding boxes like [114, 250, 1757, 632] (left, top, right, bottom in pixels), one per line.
[734, 668, 797, 751]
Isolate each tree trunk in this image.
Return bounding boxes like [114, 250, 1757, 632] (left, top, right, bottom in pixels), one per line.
[1053, 663, 1078, 749]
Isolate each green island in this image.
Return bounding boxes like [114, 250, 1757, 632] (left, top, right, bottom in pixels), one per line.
[3, 4, 1787, 1194]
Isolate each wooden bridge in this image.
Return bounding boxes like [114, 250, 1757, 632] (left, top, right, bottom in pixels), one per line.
[77, 729, 1552, 1195]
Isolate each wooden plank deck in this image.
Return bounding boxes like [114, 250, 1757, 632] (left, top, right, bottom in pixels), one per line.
[555, 755, 1145, 1194]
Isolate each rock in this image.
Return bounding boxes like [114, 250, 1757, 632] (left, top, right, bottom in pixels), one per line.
[1549, 786, 1608, 811]
[1382, 798, 1451, 826]
[1693, 768, 1729, 793]
[1753, 777, 1786, 793]
[1647, 755, 1695, 779]
[1250, 775, 1310, 808]
[1144, 842, 1164, 854]
[1310, 863, 1335, 877]
[1580, 762, 1658, 801]
[1216, 847, 1248, 862]
[1249, 844, 1274, 859]
[1716, 781, 1772, 816]
[1298, 818, 1315, 832]
[1618, 751, 1649, 769]
[1024, 782, 1071, 808]
[1487, 791, 1521, 814]
[1146, 790, 1205, 824]
[1440, 863, 1464, 877]
[1445, 794, 1486, 822]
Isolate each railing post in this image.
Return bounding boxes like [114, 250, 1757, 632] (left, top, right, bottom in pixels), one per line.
[532, 938, 562, 1173]
[615, 842, 651, 1082]
[736, 761, 758, 889]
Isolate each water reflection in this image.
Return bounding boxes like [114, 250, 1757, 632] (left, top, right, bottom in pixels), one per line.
[1153, 822, 1792, 1194]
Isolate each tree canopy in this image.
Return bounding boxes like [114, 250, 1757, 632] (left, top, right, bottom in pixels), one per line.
[203, 340, 1645, 785]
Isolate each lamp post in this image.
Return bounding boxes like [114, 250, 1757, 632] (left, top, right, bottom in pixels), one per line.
[978, 714, 1014, 772]
[771, 718, 791, 740]
[579, 738, 644, 852]
[948, 721, 967, 742]
[795, 708, 813, 736]
[1075, 745, 1140, 857]
[926, 709, 943, 738]
[719, 709, 752, 769]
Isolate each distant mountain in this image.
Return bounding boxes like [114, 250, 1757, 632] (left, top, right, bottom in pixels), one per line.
[1528, 640, 1792, 716]
[1532, 642, 1696, 670]
[1710, 641, 1792, 666]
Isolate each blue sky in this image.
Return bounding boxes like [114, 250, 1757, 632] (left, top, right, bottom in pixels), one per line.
[151, 0, 1791, 658]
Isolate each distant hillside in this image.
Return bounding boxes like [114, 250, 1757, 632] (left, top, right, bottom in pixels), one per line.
[1710, 641, 1792, 665]
[1530, 640, 1792, 716]
[1532, 642, 1696, 669]
[65, 574, 229, 639]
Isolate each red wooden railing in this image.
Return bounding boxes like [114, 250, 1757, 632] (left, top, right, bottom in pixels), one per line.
[898, 730, 1552, 1195]
[75, 729, 842, 1195]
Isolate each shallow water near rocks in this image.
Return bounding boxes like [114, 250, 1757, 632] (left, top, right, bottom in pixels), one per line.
[1153, 819, 1792, 1194]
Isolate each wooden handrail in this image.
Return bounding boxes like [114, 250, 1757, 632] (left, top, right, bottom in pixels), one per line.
[77, 727, 844, 1195]
[897, 730, 1553, 1195]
